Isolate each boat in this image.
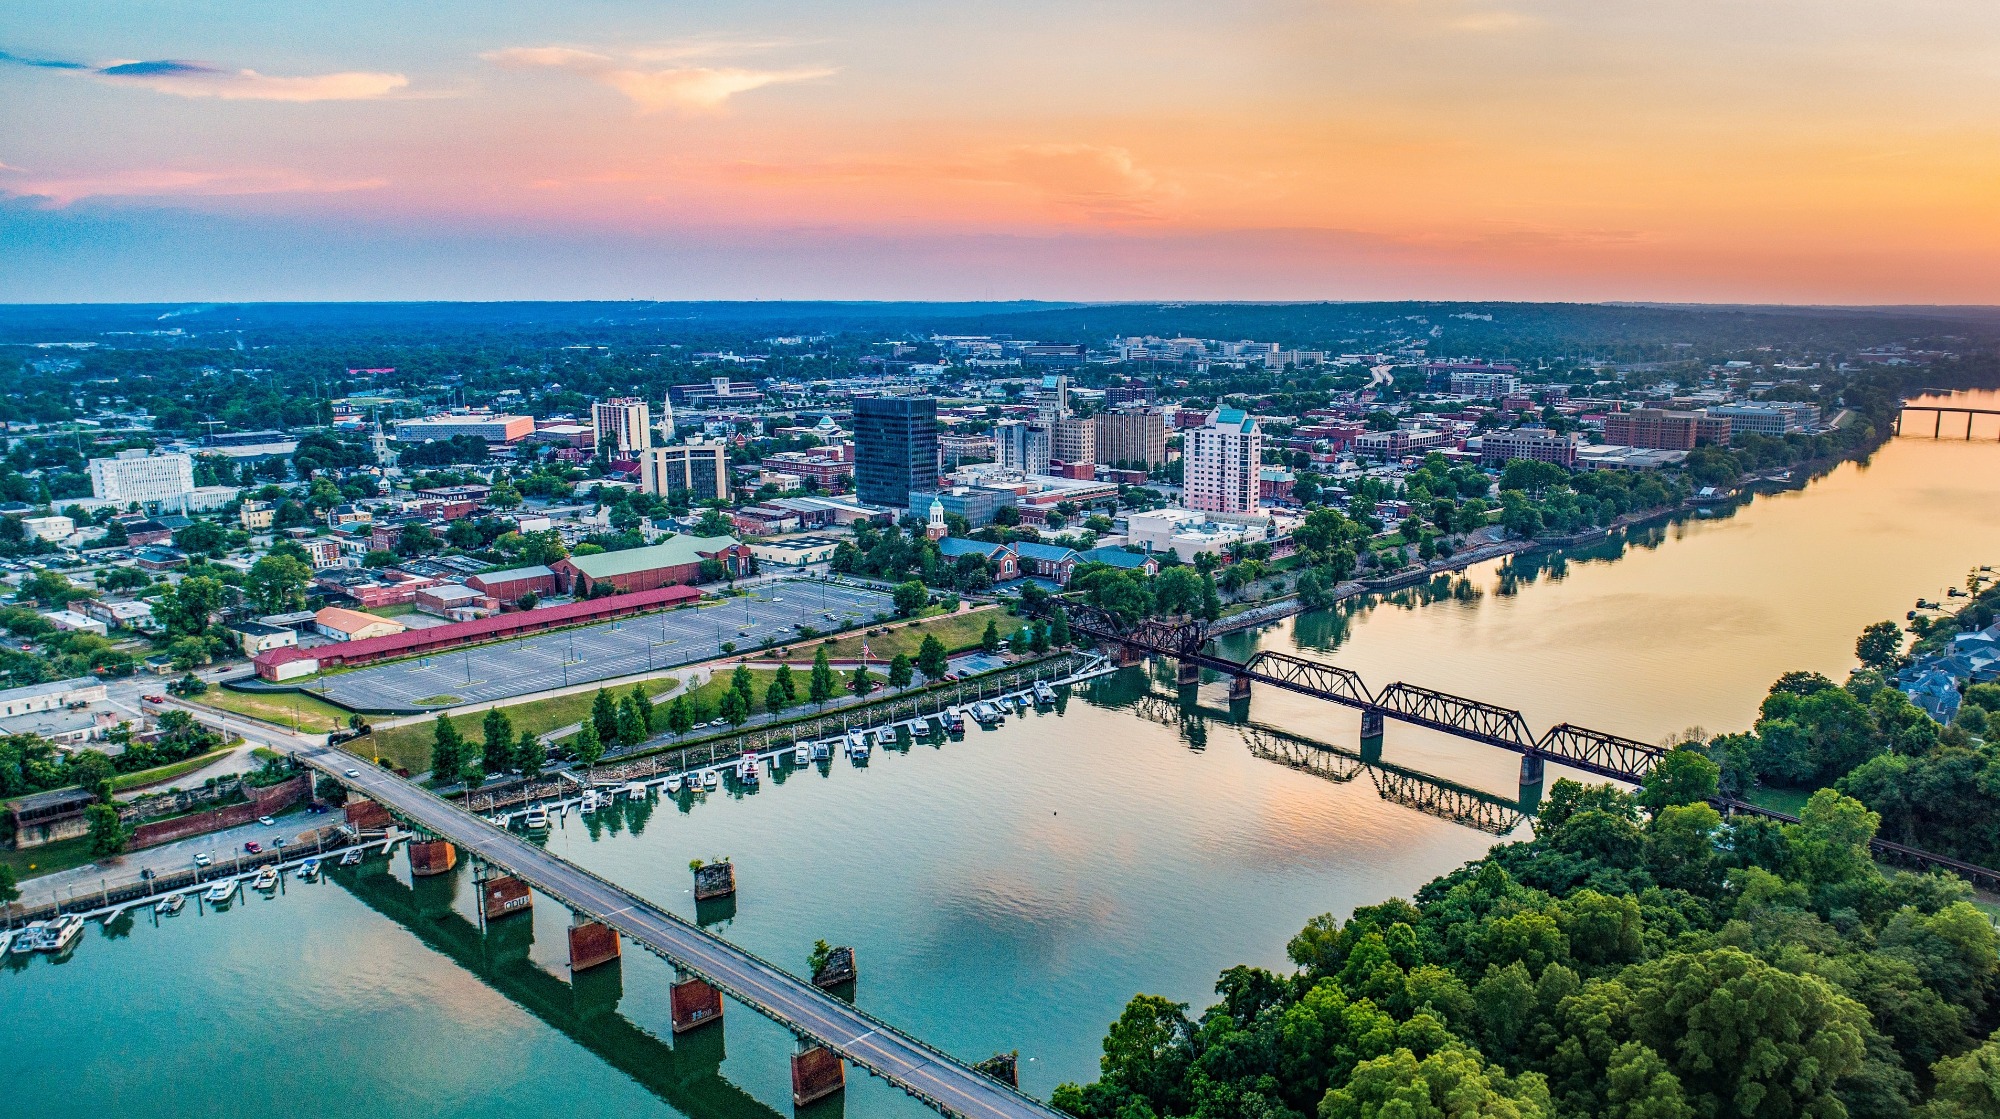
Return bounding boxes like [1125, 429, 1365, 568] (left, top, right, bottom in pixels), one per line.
[811, 740, 832, 761]
[339, 847, 364, 866]
[666, 774, 684, 794]
[41, 914, 84, 952]
[9, 922, 46, 954]
[152, 891, 187, 917]
[299, 858, 321, 881]
[944, 707, 965, 733]
[702, 769, 719, 790]
[525, 805, 550, 830]
[204, 879, 238, 904]
[971, 701, 1002, 726]
[623, 781, 646, 797]
[1034, 680, 1057, 705]
[911, 718, 929, 738]
[846, 729, 866, 755]
[578, 792, 599, 813]
[252, 866, 280, 891]
[737, 757, 760, 785]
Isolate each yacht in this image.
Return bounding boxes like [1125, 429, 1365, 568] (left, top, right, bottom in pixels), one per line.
[9, 922, 46, 954]
[793, 741, 810, 764]
[623, 782, 646, 798]
[299, 858, 321, 882]
[1034, 681, 1057, 705]
[155, 892, 187, 916]
[811, 740, 833, 761]
[42, 914, 84, 952]
[339, 847, 364, 866]
[738, 756, 760, 785]
[702, 769, 720, 791]
[846, 729, 867, 755]
[971, 701, 1002, 726]
[252, 866, 280, 891]
[944, 707, 965, 733]
[578, 792, 599, 813]
[665, 774, 683, 795]
[911, 718, 930, 739]
[525, 805, 550, 830]
[204, 879, 238, 904]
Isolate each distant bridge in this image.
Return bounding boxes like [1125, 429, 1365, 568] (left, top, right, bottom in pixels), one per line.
[1056, 603, 2000, 888]
[1895, 402, 2000, 439]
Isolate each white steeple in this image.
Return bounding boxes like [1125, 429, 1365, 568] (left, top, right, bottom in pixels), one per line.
[927, 495, 947, 541]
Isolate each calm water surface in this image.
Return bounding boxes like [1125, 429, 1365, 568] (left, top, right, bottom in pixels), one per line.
[9, 390, 2000, 1119]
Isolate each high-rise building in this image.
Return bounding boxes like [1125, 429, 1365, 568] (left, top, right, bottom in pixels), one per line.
[1604, 408, 1702, 450]
[1480, 428, 1578, 468]
[1095, 409, 1167, 468]
[853, 396, 939, 508]
[1184, 408, 1262, 514]
[592, 398, 653, 455]
[87, 449, 194, 508]
[1050, 415, 1096, 468]
[1036, 375, 1070, 423]
[639, 442, 730, 502]
[994, 421, 1052, 475]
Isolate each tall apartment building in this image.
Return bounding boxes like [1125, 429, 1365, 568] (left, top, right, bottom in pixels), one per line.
[1095, 409, 1167, 468]
[1036, 375, 1070, 423]
[1050, 415, 1096, 468]
[853, 396, 939, 508]
[1480, 428, 1579, 468]
[87, 449, 194, 508]
[1602, 408, 1728, 451]
[592, 398, 653, 455]
[994, 421, 1052, 475]
[1185, 408, 1262, 514]
[639, 442, 730, 502]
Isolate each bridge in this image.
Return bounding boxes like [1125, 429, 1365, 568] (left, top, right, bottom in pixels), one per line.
[1895, 401, 2000, 439]
[1056, 604, 2000, 888]
[299, 745, 1060, 1119]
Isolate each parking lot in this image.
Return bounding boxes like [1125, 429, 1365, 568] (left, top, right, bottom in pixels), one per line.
[303, 580, 894, 713]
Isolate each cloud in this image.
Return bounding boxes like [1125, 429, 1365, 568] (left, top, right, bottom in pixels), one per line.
[1, 46, 407, 100]
[1, 166, 387, 205]
[483, 45, 832, 111]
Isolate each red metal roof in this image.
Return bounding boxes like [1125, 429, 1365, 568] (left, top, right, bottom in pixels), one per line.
[254, 584, 703, 672]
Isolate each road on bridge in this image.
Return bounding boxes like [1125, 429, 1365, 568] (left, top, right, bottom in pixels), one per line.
[298, 746, 1059, 1119]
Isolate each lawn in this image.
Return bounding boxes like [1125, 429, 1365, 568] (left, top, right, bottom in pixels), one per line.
[109, 747, 233, 793]
[0, 834, 100, 882]
[774, 608, 1026, 665]
[198, 687, 352, 734]
[353, 673, 697, 773]
[1744, 786, 1815, 816]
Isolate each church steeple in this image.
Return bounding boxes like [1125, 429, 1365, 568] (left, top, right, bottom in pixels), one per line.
[926, 496, 948, 541]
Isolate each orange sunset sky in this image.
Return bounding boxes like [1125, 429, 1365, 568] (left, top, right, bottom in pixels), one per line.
[4, 1, 1999, 302]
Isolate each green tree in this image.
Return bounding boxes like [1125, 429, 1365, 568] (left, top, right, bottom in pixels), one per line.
[1095, 994, 1195, 1115]
[66, 749, 117, 801]
[892, 579, 929, 616]
[516, 728, 545, 780]
[887, 653, 914, 689]
[774, 662, 798, 705]
[1050, 609, 1071, 648]
[155, 576, 223, 639]
[1637, 748, 1720, 811]
[429, 716, 465, 783]
[848, 664, 873, 697]
[1030, 623, 1050, 655]
[666, 694, 695, 736]
[590, 687, 619, 745]
[719, 688, 749, 727]
[981, 618, 1001, 654]
[917, 634, 949, 680]
[86, 802, 129, 856]
[572, 718, 604, 766]
[1857, 620, 1904, 670]
[481, 707, 515, 775]
[616, 696, 647, 745]
[730, 664, 756, 710]
[1323, 1045, 1552, 1119]
[1924, 1030, 2000, 1119]
[765, 678, 791, 714]
[458, 757, 485, 788]
[629, 682, 654, 733]
[809, 647, 837, 706]
[244, 553, 312, 613]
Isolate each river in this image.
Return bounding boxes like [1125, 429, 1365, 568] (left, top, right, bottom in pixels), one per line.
[7, 390, 2000, 1119]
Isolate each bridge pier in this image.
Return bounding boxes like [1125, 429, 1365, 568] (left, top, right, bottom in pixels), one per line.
[1176, 661, 1201, 687]
[670, 975, 724, 1033]
[1228, 675, 1252, 700]
[791, 1043, 846, 1107]
[1114, 642, 1145, 667]
[408, 838, 457, 877]
[567, 919, 621, 972]
[1519, 753, 1546, 786]
[1360, 709, 1384, 756]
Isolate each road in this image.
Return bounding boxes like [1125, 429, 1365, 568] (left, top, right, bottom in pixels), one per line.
[301, 745, 1061, 1119]
[17, 808, 333, 910]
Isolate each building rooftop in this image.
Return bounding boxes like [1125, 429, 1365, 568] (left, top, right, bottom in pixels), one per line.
[562, 535, 741, 580]
[0, 676, 102, 705]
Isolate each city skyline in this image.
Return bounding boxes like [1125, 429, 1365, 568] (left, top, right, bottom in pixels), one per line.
[8, 2, 2000, 303]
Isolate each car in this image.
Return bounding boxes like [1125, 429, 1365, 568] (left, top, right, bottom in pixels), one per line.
[143, 694, 166, 704]
[194, 853, 212, 867]
[257, 815, 275, 826]
[244, 841, 262, 854]
[344, 769, 359, 778]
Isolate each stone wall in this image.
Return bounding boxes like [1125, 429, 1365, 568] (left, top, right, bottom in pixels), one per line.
[130, 775, 310, 849]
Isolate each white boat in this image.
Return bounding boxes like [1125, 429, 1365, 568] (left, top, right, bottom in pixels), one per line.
[525, 805, 550, 830]
[156, 893, 186, 916]
[9, 921, 46, 954]
[1034, 681, 1057, 705]
[911, 719, 930, 738]
[339, 847, 363, 866]
[737, 757, 760, 785]
[252, 866, 280, 891]
[702, 769, 719, 790]
[579, 792, 599, 812]
[623, 782, 646, 798]
[666, 774, 684, 794]
[299, 858, 321, 881]
[793, 742, 809, 764]
[846, 729, 866, 754]
[42, 914, 84, 952]
[204, 879, 238, 903]
[811, 740, 832, 761]
[944, 708, 965, 732]
[971, 701, 1002, 726]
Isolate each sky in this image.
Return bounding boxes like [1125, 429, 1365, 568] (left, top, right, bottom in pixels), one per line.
[4, 1, 2000, 303]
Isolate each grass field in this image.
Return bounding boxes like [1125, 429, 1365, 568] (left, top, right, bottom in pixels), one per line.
[0, 834, 100, 881]
[198, 688, 353, 734]
[108, 747, 233, 793]
[352, 673, 698, 773]
[1744, 786, 1815, 816]
[775, 608, 1026, 665]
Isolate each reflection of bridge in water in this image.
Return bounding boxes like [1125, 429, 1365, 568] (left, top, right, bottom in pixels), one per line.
[1125, 686, 1534, 836]
[330, 858, 792, 1119]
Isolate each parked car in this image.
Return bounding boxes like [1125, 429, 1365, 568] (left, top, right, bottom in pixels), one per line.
[257, 816, 275, 826]
[194, 853, 212, 867]
[143, 694, 166, 704]
[244, 841, 262, 854]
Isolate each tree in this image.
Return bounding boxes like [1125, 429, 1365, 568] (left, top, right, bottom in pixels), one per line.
[1637, 748, 1720, 811]
[67, 750, 117, 801]
[666, 694, 695, 736]
[86, 802, 129, 856]
[154, 576, 223, 639]
[481, 707, 515, 774]
[458, 757, 485, 788]
[809, 647, 837, 706]
[892, 580, 929, 616]
[774, 662, 798, 705]
[719, 689, 749, 727]
[244, 553, 312, 613]
[848, 664, 874, 698]
[516, 728, 545, 780]
[429, 716, 465, 783]
[917, 634, 949, 681]
[766, 678, 791, 714]
[981, 619, 1001, 654]
[629, 682, 654, 733]
[730, 664, 756, 711]
[1030, 624, 1050, 654]
[616, 696, 647, 745]
[1049, 609, 1071, 648]
[572, 718, 605, 766]
[888, 653, 914, 689]
[590, 687, 619, 745]
[1857, 620, 1904, 670]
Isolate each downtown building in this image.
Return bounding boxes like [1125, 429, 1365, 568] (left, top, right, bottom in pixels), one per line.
[853, 396, 939, 508]
[1184, 408, 1263, 513]
[592, 398, 653, 455]
[1603, 408, 1731, 450]
[993, 421, 1052, 475]
[639, 441, 731, 502]
[1480, 427, 1579, 468]
[87, 449, 195, 508]
[1095, 409, 1168, 468]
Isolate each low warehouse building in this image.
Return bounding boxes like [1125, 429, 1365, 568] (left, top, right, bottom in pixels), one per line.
[465, 564, 558, 605]
[315, 606, 407, 643]
[553, 534, 750, 596]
